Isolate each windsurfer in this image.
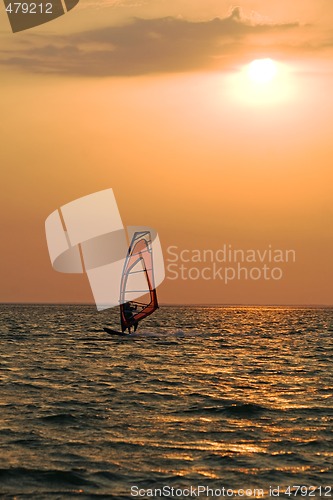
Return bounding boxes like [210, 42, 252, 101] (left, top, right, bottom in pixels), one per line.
[123, 302, 138, 334]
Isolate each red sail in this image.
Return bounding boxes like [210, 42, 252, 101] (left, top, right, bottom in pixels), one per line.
[120, 232, 158, 332]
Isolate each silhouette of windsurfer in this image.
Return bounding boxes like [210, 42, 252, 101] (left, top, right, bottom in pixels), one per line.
[123, 302, 138, 334]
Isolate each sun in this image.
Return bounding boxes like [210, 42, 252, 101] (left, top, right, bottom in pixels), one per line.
[247, 58, 278, 85]
[225, 58, 294, 106]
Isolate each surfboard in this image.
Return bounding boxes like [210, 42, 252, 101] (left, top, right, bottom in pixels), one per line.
[103, 327, 129, 337]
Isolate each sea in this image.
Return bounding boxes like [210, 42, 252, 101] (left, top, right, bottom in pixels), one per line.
[0, 305, 332, 499]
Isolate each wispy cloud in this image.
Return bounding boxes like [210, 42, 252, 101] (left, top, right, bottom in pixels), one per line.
[78, 0, 146, 8]
[0, 8, 301, 76]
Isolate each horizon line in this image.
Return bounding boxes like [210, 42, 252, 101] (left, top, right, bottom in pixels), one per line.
[0, 302, 332, 308]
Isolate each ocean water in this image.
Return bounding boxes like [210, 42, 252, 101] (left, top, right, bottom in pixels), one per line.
[0, 305, 332, 499]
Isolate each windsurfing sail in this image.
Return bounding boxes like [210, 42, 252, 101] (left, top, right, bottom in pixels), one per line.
[119, 231, 158, 332]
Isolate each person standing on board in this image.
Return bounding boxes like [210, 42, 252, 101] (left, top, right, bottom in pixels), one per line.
[123, 302, 138, 334]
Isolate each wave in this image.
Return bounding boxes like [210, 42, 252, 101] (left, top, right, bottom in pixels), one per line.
[182, 402, 271, 417]
[39, 413, 79, 424]
[0, 467, 99, 486]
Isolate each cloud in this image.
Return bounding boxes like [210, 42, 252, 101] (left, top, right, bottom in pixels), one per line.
[0, 8, 300, 76]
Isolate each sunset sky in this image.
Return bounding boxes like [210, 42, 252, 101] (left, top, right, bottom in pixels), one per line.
[0, 0, 332, 305]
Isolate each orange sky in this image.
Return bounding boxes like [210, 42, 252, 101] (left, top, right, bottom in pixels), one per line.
[0, 1, 332, 305]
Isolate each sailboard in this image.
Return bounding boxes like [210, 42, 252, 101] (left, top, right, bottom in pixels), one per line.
[105, 231, 159, 335]
[103, 327, 129, 337]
